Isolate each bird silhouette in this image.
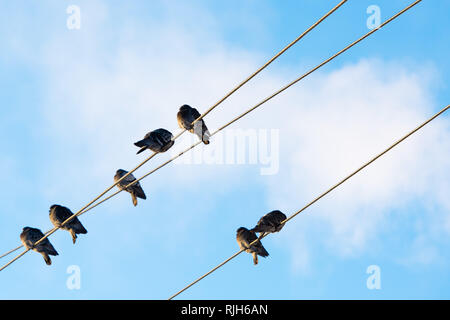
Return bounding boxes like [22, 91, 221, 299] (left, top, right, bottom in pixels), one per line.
[177, 105, 210, 144]
[134, 128, 174, 154]
[20, 227, 59, 265]
[114, 169, 147, 206]
[251, 210, 287, 239]
[49, 205, 87, 244]
[236, 227, 269, 265]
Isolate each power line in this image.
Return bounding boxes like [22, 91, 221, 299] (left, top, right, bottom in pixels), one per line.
[168, 103, 449, 300]
[167, 0, 425, 299]
[80, 0, 425, 220]
[0, 0, 419, 270]
[188, 0, 348, 128]
[171, 0, 348, 143]
[0, 246, 22, 260]
[0, 1, 346, 267]
[0, 152, 160, 271]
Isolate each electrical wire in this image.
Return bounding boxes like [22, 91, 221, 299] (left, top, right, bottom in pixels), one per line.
[0, 1, 347, 267]
[168, 103, 449, 300]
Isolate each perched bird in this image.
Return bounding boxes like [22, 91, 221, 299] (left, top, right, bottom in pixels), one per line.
[114, 169, 147, 206]
[49, 205, 87, 244]
[177, 104, 210, 144]
[251, 210, 287, 239]
[236, 227, 269, 265]
[20, 227, 59, 266]
[134, 128, 174, 154]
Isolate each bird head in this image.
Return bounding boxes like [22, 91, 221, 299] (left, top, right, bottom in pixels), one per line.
[116, 169, 127, 175]
[236, 227, 248, 235]
[179, 104, 191, 111]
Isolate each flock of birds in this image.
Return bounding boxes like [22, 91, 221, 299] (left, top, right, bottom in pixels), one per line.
[20, 105, 287, 266]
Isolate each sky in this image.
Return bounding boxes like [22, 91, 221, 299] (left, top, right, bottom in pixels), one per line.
[0, 0, 449, 299]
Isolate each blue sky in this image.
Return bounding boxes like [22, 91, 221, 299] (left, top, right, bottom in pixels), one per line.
[0, 0, 449, 299]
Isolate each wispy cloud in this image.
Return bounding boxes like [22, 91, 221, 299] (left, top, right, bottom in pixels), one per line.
[265, 59, 449, 270]
[2, 0, 448, 285]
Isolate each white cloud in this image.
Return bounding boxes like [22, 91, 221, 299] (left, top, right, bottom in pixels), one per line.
[265, 60, 450, 267]
[8, 1, 448, 273]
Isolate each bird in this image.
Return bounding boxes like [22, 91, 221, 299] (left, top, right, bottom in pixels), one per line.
[236, 227, 269, 265]
[49, 204, 87, 244]
[177, 104, 210, 144]
[114, 169, 147, 206]
[251, 210, 287, 239]
[20, 227, 59, 265]
[134, 128, 174, 154]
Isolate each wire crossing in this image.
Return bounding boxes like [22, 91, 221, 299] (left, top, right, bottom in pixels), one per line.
[168, 103, 449, 300]
[0, 1, 347, 268]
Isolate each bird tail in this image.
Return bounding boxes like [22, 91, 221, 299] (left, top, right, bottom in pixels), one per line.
[43, 253, 52, 266]
[134, 139, 146, 148]
[136, 146, 147, 154]
[131, 193, 138, 207]
[202, 128, 210, 145]
[70, 230, 78, 244]
[250, 225, 264, 233]
[253, 253, 258, 265]
[134, 140, 148, 154]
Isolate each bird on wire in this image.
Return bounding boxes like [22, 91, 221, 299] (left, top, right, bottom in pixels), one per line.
[134, 128, 175, 154]
[236, 227, 269, 265]
[114, 169, 147, 207]
[49, 204, 88, 244]
[177, 104, 211, 145]
[251, 210, 287, 240]
[20, 227, 59, 265]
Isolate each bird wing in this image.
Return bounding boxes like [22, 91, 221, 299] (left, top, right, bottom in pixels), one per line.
[55, 206, 73, 222]
[191, 107, 201, 120]
[131, 181, 146, 200]
[254, 242, 269, 257]
[158, 129, 174, 143]
[245, 230, 268, 257]
[115, 171, 137, 190]
[152, 131, 166, 147]
[59, 207, 86, 232]
[178, 108, 200, 130]
[120, 172, 137, 186]
[28, 229, 45, 243]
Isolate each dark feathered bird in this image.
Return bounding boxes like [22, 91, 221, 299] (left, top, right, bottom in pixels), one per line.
[134, 128, 174, 154]
[177, 105, 210, 144]
[49, 205, 87, 244]
[20, 227, 59, 265]
[251, 210, 287, 239]
[236, 227, 269, 265]
[114, 169, 147, 206]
